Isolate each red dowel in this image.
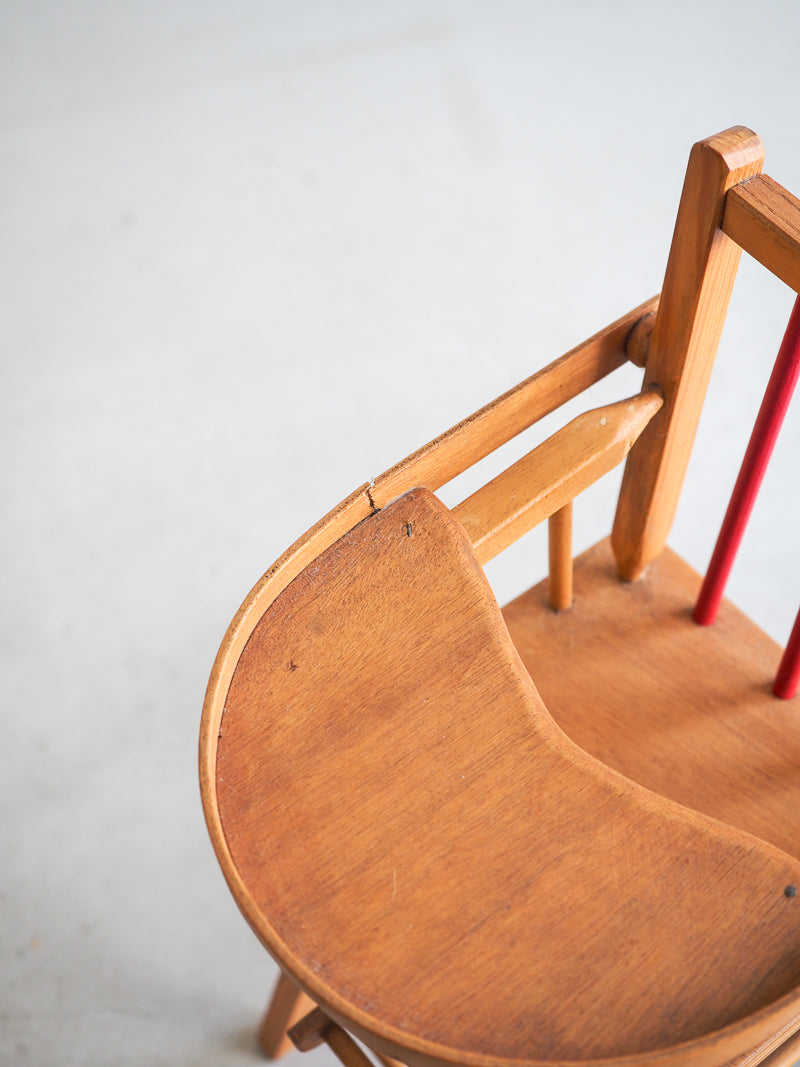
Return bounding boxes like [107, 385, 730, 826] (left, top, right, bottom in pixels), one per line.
[694, 294, 800, 626]
[774, 607, 800, 700]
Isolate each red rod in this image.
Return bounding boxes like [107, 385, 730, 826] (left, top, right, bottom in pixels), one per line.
[774, 607, 800, 699]
[694, 293, 800, 626]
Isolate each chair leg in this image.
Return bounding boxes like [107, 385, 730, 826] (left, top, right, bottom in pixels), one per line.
[259, 970, 317, 1058]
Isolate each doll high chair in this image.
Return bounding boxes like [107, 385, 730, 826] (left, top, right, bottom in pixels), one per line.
[200, 127, 800, 1067]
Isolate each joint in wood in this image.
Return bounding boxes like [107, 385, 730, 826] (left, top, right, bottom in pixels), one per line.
[625, 309, 657, 368]
[288, 1006, 334, 1052]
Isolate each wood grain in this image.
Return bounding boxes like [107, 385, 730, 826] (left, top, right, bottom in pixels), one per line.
[723, 174, 800, 293]
[454, 389, 662, 563]
[548, 503, 572, 612]
[502, 538, 800, 860]
[215, 490, 800, 1067]
[726, 1017, 800, 1067]
[612, 126, 765, 580]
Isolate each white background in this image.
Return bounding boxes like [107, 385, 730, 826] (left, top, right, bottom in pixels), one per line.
[3, 3, 800, 1064]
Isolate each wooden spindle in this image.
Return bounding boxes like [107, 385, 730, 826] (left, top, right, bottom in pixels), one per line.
[259, 971, 316, 1058]
[694, 294, 800, 626]
[548, 503, 573, 611]
[774, 607, 800, 700]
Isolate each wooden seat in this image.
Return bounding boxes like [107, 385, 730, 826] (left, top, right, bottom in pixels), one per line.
[504, 539, 800, 860]
[200, 125, 800, 1067]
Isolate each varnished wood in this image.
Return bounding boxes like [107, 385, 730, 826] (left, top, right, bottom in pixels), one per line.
[201, 126, 800, 1067]
[199, 481, 374, 875]
[370, 296, 659, 509]
[289, 1008, 377, 1067]
[454, 389, 662, 564]
[503, 538, 800, 859]
[259, 971, 317, 1058]
[723, 174, 800, 293]
[548, 503, 572, 611]
[612, 126, 765, 580]
[213, 491, 800, 1067]
[727, 1017, 800, 1067]
[199, 302, 661, 863]
[327, 1027, 379, 1067]
[288, 1007, 333, 1052]
[748, 1025, 800, 1067]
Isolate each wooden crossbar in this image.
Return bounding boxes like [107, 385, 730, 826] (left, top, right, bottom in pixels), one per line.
[453, 388, 663, 564]
[723, 175, 800, 294]
[369, 295, 658, 509]
[289, 1008, 375, 1067]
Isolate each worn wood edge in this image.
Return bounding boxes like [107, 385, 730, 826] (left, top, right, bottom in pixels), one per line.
[612, 126, 765, 581]
[307, 980, 800, 1067]
[370, 296, 659, 508]
[198, 303, 660, 1064]
[198, 254, 800, 1065]
[725, 1012, 800, 1067]
[200, 299, 660, 886]
[723, 174, 800, 294]
[201, 492, 800, 1067]
[455, 389, 663, 564]
[199, 482, 375, 919]
[257, 679, 800, 1067]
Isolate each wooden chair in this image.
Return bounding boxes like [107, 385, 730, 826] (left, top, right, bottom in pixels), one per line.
[200, 126, 800, 1067]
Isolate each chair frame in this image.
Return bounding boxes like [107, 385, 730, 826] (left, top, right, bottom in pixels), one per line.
[200, 126, 800, 1067]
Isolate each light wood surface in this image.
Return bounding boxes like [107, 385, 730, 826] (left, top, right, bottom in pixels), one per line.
[726, 1018, 800, 1067]
[199, 299, 659, 857]
[723, 174, 800, 293]
[612, 126, 765, 580]
[503, 538, 800, 859]
[213, 490, 800, 1067]
[454, 389, 662, 563]
[547, 503, 572, 612]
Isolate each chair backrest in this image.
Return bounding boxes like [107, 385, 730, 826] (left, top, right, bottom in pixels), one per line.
[200, 126, 800, 1067]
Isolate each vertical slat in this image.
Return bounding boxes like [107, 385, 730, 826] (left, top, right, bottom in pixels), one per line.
[612, 126, 765, 581]
[694, 294, 800, 625]
[548, 503, 573, 611]
[774, 609, 800, 700]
